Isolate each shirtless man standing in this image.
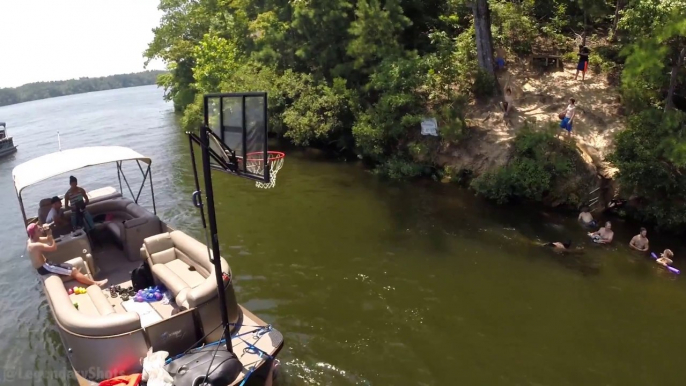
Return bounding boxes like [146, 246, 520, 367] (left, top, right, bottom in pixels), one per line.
[588, 221, 614, 244]
[629, 227, 649, 252]
[27, 223, 106, 286]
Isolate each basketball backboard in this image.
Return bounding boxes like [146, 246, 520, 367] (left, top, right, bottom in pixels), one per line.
[204, 92, 269, 182]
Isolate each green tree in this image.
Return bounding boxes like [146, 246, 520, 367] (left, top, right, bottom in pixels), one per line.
[0, 71, 164, 107]
[609, 110, 686, 229]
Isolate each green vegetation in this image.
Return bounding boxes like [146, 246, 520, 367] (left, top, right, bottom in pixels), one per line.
[147, 0, 686, 228]
[0, 71, 164, 107]
[609, 110, 686, 230]
[471, 127, 574, 204]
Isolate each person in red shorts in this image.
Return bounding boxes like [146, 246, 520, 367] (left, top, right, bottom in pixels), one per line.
[575, 45, 590, 81]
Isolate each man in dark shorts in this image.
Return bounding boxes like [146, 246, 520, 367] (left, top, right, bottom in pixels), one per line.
[27, 223, 106, 286]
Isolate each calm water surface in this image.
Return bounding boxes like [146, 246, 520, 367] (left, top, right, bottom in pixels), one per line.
[1, 86, 685, 386]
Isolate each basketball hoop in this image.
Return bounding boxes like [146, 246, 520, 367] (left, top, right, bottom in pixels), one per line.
[245, 151, 285, 189]
[208, 134, 234, 165]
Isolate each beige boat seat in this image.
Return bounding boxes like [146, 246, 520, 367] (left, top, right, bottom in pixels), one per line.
[37, 198, 53, 223]
[86, 187, 122, 205]
[59, 256, 93, 285]
[43, 275, 141, 336]
[142, 231, 230, 310]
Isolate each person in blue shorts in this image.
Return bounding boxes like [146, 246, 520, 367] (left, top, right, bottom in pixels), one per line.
[560, 98, 576, 137]
[495, 47, 506, 71]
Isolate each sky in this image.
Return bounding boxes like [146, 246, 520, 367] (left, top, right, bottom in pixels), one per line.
[0, 1, 166, 88]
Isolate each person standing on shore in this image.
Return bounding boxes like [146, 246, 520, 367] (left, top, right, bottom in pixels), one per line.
[559, 98, 576, 137]
[575, 45, 590, 81]
[502, 79, 514, 119]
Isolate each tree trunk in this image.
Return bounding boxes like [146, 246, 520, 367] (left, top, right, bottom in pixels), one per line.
[472, 0, 497, 89]
[665, 46, 686, 111]
[581, 9, 587, 47]
[609, 0, 624, 42]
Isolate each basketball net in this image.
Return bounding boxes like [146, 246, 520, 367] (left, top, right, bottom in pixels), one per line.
[208, 134, 285, 189]
[247, 152, 285, 189]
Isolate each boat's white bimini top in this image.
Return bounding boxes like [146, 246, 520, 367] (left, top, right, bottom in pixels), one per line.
[12, 146, 151, 194]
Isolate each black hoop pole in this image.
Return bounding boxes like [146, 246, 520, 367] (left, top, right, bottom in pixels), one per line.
[188, 133, 207, 229]
[199, 124, 232, 349]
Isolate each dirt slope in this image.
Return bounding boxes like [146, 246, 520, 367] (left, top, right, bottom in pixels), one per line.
[444, 59, 624, 179]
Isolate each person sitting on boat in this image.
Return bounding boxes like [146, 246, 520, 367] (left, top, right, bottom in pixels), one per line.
[45, 196, 69, 227]
[588, 221, 613, 244]
[578, 207, 596, 228]
[64, 176, 94, 231]
[629, 227, 649, 252]
[27, 223, 107, 286]
[656, 249, 674, 267]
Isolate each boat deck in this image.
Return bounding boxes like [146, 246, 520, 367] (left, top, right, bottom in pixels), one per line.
[63, 240, 282, 385]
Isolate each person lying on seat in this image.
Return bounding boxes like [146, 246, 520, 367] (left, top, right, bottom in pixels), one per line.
[27, 223, 107, 287]
[64, 175, 94, 231]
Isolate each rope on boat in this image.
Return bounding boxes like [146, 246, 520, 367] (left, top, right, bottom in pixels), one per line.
[165, 323, 273, 364]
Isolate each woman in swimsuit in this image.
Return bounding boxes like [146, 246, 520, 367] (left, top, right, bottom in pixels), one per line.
[64, 175, 95, 231]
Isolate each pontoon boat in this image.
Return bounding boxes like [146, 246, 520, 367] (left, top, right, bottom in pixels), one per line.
[12, 146, 283, 385]
[0, 122, 17, 157]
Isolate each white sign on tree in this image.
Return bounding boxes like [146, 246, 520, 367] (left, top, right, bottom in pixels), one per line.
[421, 118, 439, 136]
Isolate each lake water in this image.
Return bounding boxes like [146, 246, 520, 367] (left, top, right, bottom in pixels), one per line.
[1, 86, 685, 386]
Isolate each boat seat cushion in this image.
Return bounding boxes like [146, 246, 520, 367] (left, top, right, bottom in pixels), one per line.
[38, 198, 53, 223]
[60, 256, 93, 286]
[143, 231, 230, 310]
[106, 222, 123, 240]
[44, 275, 141, 336]
[86, 286, 115, 316]
[144, 233, 175, 255]
[151, 263, 190, 296]
[151, 248, 177, 265]
[165, 259, 206, 288]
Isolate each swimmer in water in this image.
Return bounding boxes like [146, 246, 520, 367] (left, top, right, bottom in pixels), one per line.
[656, 249, 674, 267]
[588, 221, 613, 244]
[543, 240, 584, 254]
[578, 207, 596, 228]
[629, 227, 649, 252]
[544, 240, 572, 250]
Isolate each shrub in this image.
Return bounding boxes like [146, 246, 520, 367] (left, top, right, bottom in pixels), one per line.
[472, 69, 497, 100]
[588, 52, 616, 74]
[471, 127, 574, 203]
[375, 155, 429, 179]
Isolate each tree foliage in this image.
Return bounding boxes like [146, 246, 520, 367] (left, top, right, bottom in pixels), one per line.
[609, 110, 686, 229]
[0, 71, 164, 107]
[471, 128, 574, 204]
[147, 0, 686, 227]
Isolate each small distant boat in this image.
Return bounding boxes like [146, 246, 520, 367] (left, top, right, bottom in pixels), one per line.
[0, 122, 18, 157]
